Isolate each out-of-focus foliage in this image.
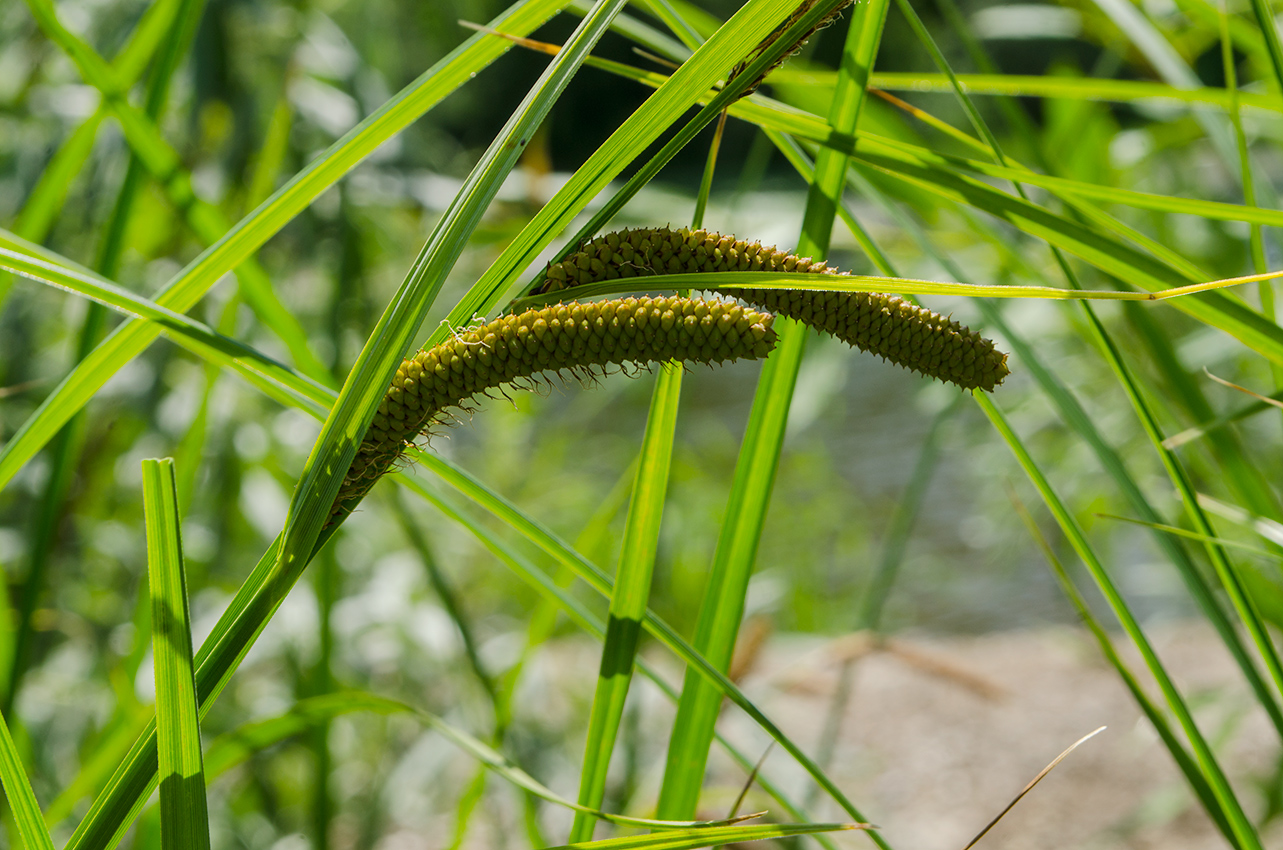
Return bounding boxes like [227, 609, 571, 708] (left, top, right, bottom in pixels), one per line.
[2, 0, 1283, 845]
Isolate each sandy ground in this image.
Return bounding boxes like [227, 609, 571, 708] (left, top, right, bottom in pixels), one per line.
[696, 622, 1282, 850]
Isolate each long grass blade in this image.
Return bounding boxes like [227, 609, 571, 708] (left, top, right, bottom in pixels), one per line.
[1196, 495, 1283, 551]
[5, 0, 204, 720]
[1098, 514, 1283, 561]
[543, 822, 860, 850]
[457, 0, 849, 326]
[1164, 388, 1283, 446]
[20, 0, 331, 382]
[657, 0, 887, 827]
[5, 0, 181, 248]
[1125, 303, 1283, 523]
[980, 394, 1263, 850]
[570, 360, 682, 841]
[406, 452, 880, 832]
[59, 3, 621, 848]
[140, 459, 210, 850]
[785, 70, 1283, 113]
[0, 0, 569, 497]
[510, 269, 1273, 311]
[1241, 0, 1283, 97]
[0, 241, 332, 417]
[916, 151, 1283, 227]
[0, 706, 53, 850]
[203, 690, 750, 831]
[1009, 490, 1236, 843]
[0, 709, 54, 850]
[898, 0, 1283, 733]
[1220, 2, 1280, 403]
[1092, 317, 1283, 723]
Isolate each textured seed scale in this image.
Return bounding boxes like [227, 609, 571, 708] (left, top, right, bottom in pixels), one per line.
[534, 225, 1010, 393]
[329, 295, 776, 523]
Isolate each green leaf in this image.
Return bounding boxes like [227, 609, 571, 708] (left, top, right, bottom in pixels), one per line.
[450, 0, 844, 329]
[140, 459, 210, 850]
[0, 713, 54, 850]
[1245, 0, 1283, 96]
[0, 0, 568, 498]
[1219, 1, 1279, 396]
[509, 269, 1247, 312]
[1099, 515, 1283, 562]
[56, 4, 612, 848]
[785, 71, 1283, 113]
[540, 821, 860, 850]
[0, 240, 331, 419]
[1010, 496, 1236, 844]
[1163, 389, 1283, 449]
[979, 394, 1264, 850]
[407, 452, 878, 832]
[495, 44, 1283, 367]
[657, 0, 888, 827]
[570, 361, 682, 840]
[20, 0, 330, 383]
[1086, 309, 1283, 735]
[909, 147, 1283, 228]
[6, 0, 181, 246]
[202, 691, 748, 831]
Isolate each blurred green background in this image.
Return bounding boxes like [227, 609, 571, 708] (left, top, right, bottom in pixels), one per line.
[3, 0, 1283, 845]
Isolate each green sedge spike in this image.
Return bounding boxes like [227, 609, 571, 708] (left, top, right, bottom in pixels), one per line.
[330, 295, 776, 522]
[535, 226, 1010, 392]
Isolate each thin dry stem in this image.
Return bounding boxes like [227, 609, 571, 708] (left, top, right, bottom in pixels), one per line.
[960, 726, 1106, 850]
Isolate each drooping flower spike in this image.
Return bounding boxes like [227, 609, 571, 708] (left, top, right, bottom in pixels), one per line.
[534, 226, 1010, 393]
[329, 295, 776, 523]
[331, 227, 1010, 523]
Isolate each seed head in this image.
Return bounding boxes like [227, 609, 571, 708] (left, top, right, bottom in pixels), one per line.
[330, 295, 776, 523]
[535, 226, 1009, 392]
